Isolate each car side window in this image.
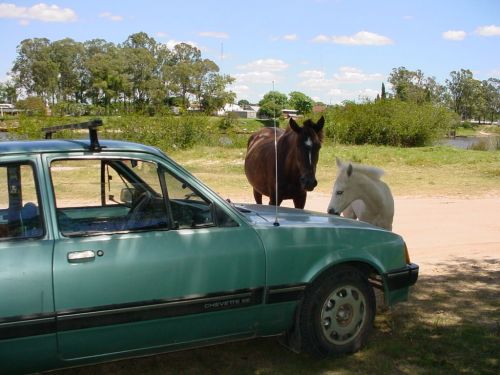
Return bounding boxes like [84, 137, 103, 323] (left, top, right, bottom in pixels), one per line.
[163, 171, 216, 229]
[161, 170, 238, 229]
[51, 159, 169, 236]
[0, 163, 44, 240]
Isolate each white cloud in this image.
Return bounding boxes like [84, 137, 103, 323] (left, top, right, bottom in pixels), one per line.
[359, 88, 379, 97]
[233, 71, 280, 84]
[0, 3, 77, 23]
[156, 32, 168, 38]
[312, 34, 330, 43]
[283, 34, 297, 41]
[313, 31, 393, 45]
[198, 31, 229, 39]
[99, 12, 123, 22]
[475, 25, 500, 37]
[237, 59, 289, 72]
[489, 68, 500, 77]
[326, 88, 379, 104]
[331, 31, 393, 45]
[298, 66, 384, 103]
[333, 66, 383, 82]
[327, 88, 343, 97]
[299, 67, 383, 89]
[442, 30, 466, 41]
[299, 70, 325, 79]
[231, 84, 250, 96]
[234, 59, 288, 86]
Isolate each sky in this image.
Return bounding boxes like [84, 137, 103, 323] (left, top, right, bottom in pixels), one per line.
[0, 0, 499, 104]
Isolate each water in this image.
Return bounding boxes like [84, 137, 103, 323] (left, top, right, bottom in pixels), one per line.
[439, 135, 499, 150]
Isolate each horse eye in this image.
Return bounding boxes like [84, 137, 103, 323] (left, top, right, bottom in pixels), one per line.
[336, 190, 343, 196]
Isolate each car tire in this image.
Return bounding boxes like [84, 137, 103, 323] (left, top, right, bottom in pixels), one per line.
[299, 265, 375, 357]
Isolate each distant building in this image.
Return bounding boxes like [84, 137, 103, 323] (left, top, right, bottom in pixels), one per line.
[218, 104, 257, 119]
[281, 109, 299, 119]
[0, 103, 22, 116]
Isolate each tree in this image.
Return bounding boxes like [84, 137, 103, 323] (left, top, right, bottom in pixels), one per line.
[238, 99, 250, 107]
[288, 91, 314, 114]
[487, 78, 500, 123]
[388, 67, 444, 104]
[0, 81, 17, 103]
[478, 79, 500, 123]
[164, 43, 202, 108]
[122, 32, 159, 110]
[85, 44, 128, 112]
[381, 83, 387, 100]
[200, 74, 235, 114]
[192, 59, 219, 107]
[12, 38, 58, 102]
[50, 38, 85, 102]
[258, 91, 288, 118]
[8, 33, 236, 114]
[446, 69, 477, 119]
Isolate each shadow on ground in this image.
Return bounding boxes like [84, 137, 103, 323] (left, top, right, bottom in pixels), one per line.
[52, 258, 499, 375]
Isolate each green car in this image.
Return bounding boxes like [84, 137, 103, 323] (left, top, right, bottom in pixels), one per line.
[0, 121, 418, 374]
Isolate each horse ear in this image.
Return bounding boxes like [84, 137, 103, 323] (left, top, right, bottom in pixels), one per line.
[347, 163, 353, 177]
[289, 118, 302, 133]
[336, 157, 343, 168]
[313, 116, 325, 132]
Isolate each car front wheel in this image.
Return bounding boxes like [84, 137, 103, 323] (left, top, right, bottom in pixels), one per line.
[299, 266, 375, 356]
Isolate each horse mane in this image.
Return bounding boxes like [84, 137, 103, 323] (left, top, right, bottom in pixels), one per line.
[351, 163, 385, 181]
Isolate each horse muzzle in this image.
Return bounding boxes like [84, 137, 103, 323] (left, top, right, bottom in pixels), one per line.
[300, 176, 317, 191]
[327, 208, 340, 215]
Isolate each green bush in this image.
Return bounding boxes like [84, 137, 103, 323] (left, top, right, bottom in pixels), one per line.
[15, 97, 47, 116]
[324, 100, 459, 147]
[13, 115, 211, 150]
[103, 115, 210, 150]
[52, 101, 91, 117]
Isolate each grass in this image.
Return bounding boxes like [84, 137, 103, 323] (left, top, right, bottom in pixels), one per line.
[169, 142, 500, 200]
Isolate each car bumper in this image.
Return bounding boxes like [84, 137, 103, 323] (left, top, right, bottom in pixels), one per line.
[384, 263, 419, 291]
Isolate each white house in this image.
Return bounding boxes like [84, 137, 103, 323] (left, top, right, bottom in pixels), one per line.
[218, 104, 257, 119]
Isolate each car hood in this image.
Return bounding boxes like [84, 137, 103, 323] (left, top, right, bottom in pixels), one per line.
[234, 203, 383, 231]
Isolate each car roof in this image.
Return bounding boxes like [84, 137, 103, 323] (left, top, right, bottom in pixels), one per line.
[0, 139, 164, 157]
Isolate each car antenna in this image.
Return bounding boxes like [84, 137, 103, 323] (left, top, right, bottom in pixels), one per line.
[42, 119, 104, 152]
[272, 81, 280, 227]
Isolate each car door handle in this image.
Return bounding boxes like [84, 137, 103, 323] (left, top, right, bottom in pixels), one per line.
[67, 250, 96, 263]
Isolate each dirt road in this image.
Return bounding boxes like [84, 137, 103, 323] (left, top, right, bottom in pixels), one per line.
[232, 192, 500, 275]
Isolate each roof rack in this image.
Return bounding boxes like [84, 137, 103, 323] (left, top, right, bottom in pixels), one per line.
[42, 119, 103, 151]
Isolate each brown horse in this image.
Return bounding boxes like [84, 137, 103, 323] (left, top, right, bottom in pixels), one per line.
[244, 116, 324, 209]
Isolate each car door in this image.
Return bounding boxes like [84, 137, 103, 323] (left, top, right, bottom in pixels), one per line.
[0, 156, 57, 370]
[47, 152, 266, 360]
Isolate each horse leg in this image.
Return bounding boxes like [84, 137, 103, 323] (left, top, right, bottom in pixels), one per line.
[293, 192, 307, 209]
[342, 204, 357, 219]
[269, 192, 283, 206]
[253, 189, 263, 204]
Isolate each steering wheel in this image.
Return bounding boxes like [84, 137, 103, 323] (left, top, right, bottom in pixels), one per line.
[126, 191, 154, 229]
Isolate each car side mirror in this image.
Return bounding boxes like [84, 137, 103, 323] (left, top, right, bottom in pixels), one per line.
[120, 188, 135, 205]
